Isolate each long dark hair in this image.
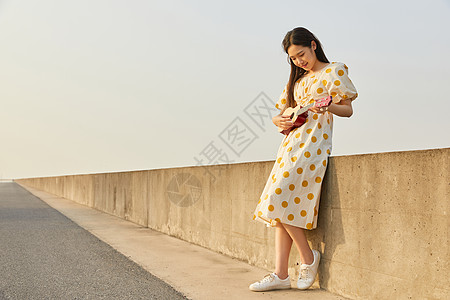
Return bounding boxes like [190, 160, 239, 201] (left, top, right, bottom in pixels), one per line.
[281, 27, 329, 111]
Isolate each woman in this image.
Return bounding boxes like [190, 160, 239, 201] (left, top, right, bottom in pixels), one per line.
[250, 27, 358, 292]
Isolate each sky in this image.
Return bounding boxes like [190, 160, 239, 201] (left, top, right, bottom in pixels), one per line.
[0, 0, 449, 180]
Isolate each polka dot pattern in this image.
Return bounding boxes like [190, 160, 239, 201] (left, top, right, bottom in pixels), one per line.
[254, 62, 357, 231]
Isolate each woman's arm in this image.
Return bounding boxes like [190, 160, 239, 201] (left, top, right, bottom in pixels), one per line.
[310, 99, 353, 117]
[272, 113, 294, 129]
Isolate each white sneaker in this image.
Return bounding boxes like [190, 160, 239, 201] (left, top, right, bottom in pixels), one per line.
[297, 249, 321, 290]
[249, 272, 291, 292]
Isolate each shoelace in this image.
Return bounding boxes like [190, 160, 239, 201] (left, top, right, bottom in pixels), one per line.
[259, 273, 275, 284]
[299, 266, 310, 280]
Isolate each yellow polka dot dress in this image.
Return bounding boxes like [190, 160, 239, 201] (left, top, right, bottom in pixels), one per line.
[252, 62, 358, 230]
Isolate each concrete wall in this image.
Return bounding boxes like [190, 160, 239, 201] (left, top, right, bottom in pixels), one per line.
[15, 148, 449, 299]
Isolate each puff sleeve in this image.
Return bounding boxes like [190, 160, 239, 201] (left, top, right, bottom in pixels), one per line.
[275, 84, 288, 111]
[322, 62, 358, 104]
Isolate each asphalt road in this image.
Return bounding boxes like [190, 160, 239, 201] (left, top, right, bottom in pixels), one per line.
[0, 182, 189, 300]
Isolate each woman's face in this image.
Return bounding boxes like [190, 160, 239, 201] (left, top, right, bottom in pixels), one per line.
[287, 41, 317, 71]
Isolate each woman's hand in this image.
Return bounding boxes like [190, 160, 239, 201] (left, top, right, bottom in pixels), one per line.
[309, 105, 329, 114]
[272, 114, 294, 130]
[309, 99, 353, 117]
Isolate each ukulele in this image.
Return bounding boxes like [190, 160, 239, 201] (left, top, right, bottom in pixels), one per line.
[278, 96, 332, 135]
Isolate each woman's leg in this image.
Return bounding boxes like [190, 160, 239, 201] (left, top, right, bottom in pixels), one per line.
[281, 223, 314, 265]
[274, 222, 293, 279]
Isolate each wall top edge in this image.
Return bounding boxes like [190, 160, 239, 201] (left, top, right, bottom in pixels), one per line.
[12, 147, 449, 180]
